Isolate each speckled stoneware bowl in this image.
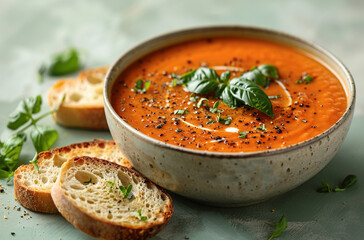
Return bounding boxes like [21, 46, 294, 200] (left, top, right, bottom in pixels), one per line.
[104, 26, 355, 207]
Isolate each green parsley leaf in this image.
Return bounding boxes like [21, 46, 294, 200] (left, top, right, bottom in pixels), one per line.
[268, 216, 287, 240]
[217, 113, 232, 125]
[268, 95, 282, 99]
[137, 209, 148, 221]
[48, 48, 81, 76]
[239, 131, 247, 139]
[30, 125, 58, 153]
[173, 109, 189, 115]
[106, 181, 115, 193]
[119, 184, 134, 199]
[7, 95, 42, 130]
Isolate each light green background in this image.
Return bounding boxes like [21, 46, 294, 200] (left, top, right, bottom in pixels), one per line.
[1, 0, 363, 239]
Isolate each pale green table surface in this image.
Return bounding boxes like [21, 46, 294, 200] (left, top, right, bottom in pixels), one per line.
[1, 0, 364, 239]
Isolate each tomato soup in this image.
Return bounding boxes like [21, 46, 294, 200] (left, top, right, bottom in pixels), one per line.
[111, 37, 347, 152]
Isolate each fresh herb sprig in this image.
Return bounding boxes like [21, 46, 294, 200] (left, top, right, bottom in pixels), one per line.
[296, 74, 313, 84]
[119, 184, 134, 200]
[0, 95, 62, 180]
[137, 209, 148, 221]
[132, 79, 151, 93]
[268, 216, 287, 240]
[176, 64, 279, 118]
[317, 175, 357, 193]
[38, 48, 82, 83]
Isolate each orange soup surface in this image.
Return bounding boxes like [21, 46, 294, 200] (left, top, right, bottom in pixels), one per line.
[111, 37, 347, 153]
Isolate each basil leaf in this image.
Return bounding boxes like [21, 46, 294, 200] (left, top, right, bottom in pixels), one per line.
[241, 68, 267, 87]
[268, 216, 287, 240]
[220, 86, 242, 109]
[0, 169, 11, 179]
[220, 71, 231, 84]
[228, 78, 274, 118]
[258, 64, 279, 80]
[217, 113, 232, 125]
[180, 69, 196, 84]
[214, 83, 227, 98]
[30, 125, 58, 153]
[0, 133, 26, 172]
[186, 68, 220, 94]
[209, 101, 220, 114]
[341, 175, 357, 189]
[197, 98, 209, 108]
[48, 48, 81, 76]
[239, 131, 247, 139]
[174, 109, 189, 115]
[7, 95, 42, 130]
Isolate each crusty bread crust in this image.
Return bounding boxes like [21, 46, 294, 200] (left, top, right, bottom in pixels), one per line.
[47, 66, 109, 130]
[51, 156, 173, 240]
[14, 139, 131, 213]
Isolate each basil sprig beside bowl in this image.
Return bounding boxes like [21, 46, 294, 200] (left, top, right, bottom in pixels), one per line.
[178, 64, 279, 118]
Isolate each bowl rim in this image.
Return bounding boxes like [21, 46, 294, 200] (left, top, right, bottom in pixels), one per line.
[104, 25, 356, 158]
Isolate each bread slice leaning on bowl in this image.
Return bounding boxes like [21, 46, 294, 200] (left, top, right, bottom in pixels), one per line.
[47, 66, 109, 130]
[14, 139, 131, 213]
[51, 156, 173, 240]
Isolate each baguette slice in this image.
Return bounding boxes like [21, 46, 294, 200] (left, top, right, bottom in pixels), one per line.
[51, 156, 173, 240]
[47, 66, 109, 130]
[14, 139, 131, 213]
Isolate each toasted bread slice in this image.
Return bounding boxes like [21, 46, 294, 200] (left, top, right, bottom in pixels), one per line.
[47, 66, 109, 130]
[14, 139, 131, 213]
[51, 156, 173, 240]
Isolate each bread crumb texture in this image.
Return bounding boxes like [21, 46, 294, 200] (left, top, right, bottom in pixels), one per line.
[60, 157, 171, 227]
[15, 139, 130, 192]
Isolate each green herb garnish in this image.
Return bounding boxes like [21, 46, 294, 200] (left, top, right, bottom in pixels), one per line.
[83, 178, 92, 185]
[268, 95, 282, 99]
[197, 98, 209, 108]
[132, 79, 151, 93]
[137, 209, 148, 221]
[318, 175, 357, 193]
[46, 48, 81, 76]
[268, 216, 287, 240]
[209, 101, 220, 114]
[296, 74, 313, 84]
[178, 64, 278, 118]
[206, 119, 213, 125]
[119, 184, 134, 200]
[0, 95, 61, 180]
[106, 181, 115, 193]
[257, 123, 267, 132]
[189, 94, 199, 102]
[217, 113, 232, 125]
[239, 131, 247, 139]
[173, 109, 189, 115]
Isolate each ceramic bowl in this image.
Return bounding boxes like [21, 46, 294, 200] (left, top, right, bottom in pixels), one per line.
[104, 26, 355, 206]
